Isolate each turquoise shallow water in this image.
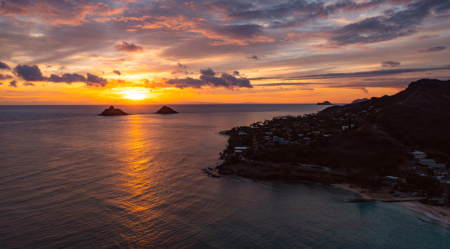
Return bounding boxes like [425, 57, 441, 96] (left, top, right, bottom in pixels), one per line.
[0, 105, 449, 248]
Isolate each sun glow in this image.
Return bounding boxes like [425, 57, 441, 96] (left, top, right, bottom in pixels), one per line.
[123, 88, 149, 100]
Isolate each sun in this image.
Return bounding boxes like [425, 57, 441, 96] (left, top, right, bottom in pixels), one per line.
[123, 88, 148, 100]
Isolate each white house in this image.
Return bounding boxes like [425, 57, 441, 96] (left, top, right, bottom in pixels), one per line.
[419, 159, 436, 165]
[411, 150, 427, 159]
[238, 130, 247, 135]
[429, 164, 447, 170]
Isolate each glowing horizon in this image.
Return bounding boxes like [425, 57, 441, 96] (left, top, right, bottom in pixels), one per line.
[0, 0, 449, 105]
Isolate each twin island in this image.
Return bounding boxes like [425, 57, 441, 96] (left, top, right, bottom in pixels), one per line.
[98, 105, 178, 116]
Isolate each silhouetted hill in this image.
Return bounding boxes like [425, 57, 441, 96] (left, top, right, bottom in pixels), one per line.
[351, 98, 369, 104]
[156, 106, 178, 114]
[317, 79, 450, 171]
[317, 101, 333, 105]
[99, 106, 128, 116]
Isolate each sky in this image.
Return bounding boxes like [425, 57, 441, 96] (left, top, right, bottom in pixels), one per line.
[0, 0, 449, 105]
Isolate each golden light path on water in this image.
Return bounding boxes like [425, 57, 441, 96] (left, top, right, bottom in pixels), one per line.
[121, 115, 164, 245]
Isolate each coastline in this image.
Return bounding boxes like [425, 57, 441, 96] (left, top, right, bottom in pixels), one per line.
[332, 182, 450, 225]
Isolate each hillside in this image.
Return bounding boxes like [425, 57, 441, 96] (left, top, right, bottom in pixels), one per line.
[319, 79, 450, 170]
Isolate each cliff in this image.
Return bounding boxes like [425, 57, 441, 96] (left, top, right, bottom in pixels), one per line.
[156, 106, 178, 114]
[99, 106, 128, 116]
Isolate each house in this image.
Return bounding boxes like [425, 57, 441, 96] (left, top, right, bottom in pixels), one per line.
[235, 146, 249, 151]
[429, 164, 447, 170]
[238, 130, 247, 135]
[385, 176, 399, 181]
[411, 150, 427, 159]
[419, 159, 436, 165]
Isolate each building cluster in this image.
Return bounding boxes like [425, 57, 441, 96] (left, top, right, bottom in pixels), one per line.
[228, 108, 377, 156]
[410, 150, 450, 184]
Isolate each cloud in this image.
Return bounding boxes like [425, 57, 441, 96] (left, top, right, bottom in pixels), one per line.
[23, 82, 35, 86]
[114, 41, 143, 52]
[13, 64, 47, 81]
[166, 69, 253, 89]
[0, 61, 10, 70]
[113, 70, 121, 76]
[0, 74, 13, 80]
[177, 63, 187, 69]
[9, 80, 17, 87]
[200, 68, 216, 76]
[249, 66, 450, 80]
[87, 73, 108, 87]
[12, 64, 108, 87]
[48, 73, 87, 83]
[253, 82, 339, 86]
[233, 71, 240, 76]
[382, 61, 401, 67]
[326, 0, 450, 46]
[247, 55, 261, 60]
[359, 87, 369, 94]
[416, 46, 446, 53]
[414, 35, 439, 40]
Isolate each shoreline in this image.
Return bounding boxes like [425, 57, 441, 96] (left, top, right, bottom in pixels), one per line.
[332, 182, 450, 225]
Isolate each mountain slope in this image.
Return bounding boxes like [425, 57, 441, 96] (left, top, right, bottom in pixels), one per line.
[318, 79, 450, 171]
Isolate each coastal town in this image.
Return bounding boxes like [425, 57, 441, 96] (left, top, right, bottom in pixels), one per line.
[213, 104, 450, 207]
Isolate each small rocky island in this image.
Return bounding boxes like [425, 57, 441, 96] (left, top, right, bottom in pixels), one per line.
[99, 106, 128, 116]
[317, 101, 333, 105]
[156, 106, 178, 114]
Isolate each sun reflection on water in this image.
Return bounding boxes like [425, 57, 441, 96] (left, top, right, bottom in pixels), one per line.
[119, 115, 167, 244]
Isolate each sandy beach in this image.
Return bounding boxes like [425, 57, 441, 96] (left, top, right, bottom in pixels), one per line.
[332, 183, 450, 225]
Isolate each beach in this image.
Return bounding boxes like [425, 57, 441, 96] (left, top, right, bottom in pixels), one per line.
[333, 183, 450, 225]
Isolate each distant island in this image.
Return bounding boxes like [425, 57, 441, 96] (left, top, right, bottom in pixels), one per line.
[351, 98, 369, 104]
[156, 106, 178, 114]
[317, 101, 333, 105]
[214, 79, 450, 207]
[99, 106, 128, 116]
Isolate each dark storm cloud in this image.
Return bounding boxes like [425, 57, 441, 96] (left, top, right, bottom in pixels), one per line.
[166, 69, 253, 89]
[382, 61, 401, 67]
[200, 68, 216, 76]
[86, 73, 108, 87]
[12, 64, 108, 86]
[9, 80, 17, 87]
[0, 74, 13, 80]
[416, 46, 446, 53]
[13, 64, 47, 81]
[48, 73, 87, 83]
[166, 77, 204, 89]
[0, 61, 10, 70]
[114, 41, 143, 52]
[213, 24, 264, 38]
[113, 70, 121, 76]
[23, 82, 35, 86]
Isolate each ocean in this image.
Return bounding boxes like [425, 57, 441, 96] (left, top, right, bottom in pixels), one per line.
[0, 105, 449, 248]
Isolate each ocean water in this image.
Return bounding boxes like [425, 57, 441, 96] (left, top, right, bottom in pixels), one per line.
[0, 105, 449, 249]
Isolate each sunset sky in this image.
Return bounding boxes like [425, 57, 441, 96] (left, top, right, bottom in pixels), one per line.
[0, 0, 449, 104]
